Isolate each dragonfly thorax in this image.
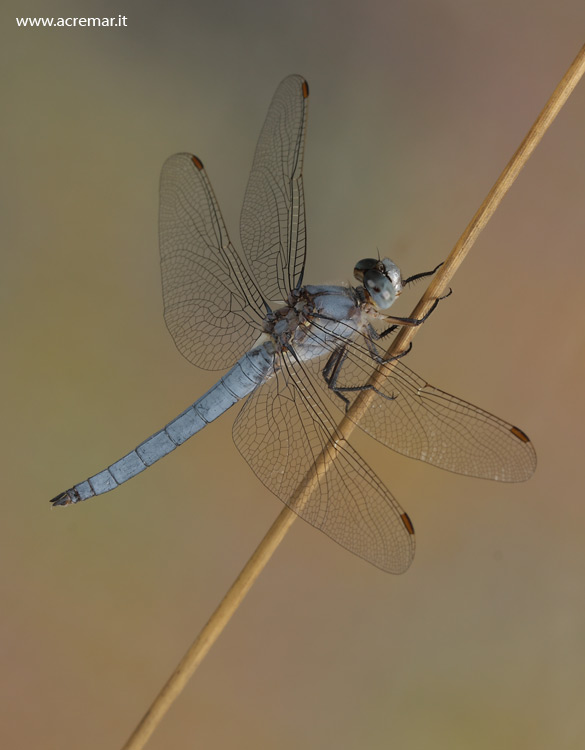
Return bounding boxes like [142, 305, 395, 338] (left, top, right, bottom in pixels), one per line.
[265, 289, 314, 348]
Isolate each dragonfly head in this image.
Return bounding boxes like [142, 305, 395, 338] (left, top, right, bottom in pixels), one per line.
[353, 258, 403, 310]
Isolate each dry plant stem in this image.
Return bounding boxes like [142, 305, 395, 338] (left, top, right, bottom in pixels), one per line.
[121, 43, 585, 750]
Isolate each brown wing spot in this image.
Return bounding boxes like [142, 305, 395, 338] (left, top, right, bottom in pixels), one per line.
[510, 425, 530, 443]
[191, 155, 204, 170]
[302, 79, 309, 98]
[401, 512, 415, 535]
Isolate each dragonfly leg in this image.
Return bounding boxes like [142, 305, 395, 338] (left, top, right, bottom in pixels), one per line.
[402, 261, 443, 286]
[322, 347, 351, 409]
[368, 341, 413, 364]
[365, 321, 395, 341]
[322, 346, 398, 412]
[377, 287, 452, 337]
[377, 323, 398, 340]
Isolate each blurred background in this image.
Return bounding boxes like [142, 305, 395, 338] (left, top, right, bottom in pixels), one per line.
[2, 1, 585, 748]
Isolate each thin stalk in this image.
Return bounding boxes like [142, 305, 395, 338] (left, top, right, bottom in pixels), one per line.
[121, 43, 585, 750]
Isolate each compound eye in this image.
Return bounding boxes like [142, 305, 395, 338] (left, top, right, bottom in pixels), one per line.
[353, 257, 379, 282]
[355, 258, 378, 271]
[363, 269, 396, 309]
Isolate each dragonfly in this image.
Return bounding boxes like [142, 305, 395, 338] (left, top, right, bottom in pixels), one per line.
[51, 75, 536, 573]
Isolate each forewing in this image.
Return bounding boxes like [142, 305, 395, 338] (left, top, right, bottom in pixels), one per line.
[309, 335, 537, 482]
[240, 75, 309, 301]
[160, 153, 265, 371]
[232, 353, 416, 574]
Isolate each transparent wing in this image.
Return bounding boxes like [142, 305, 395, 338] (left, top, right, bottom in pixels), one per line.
[232, 352, 416, 574]
[159, 153, 266, 371]
[305, 326, 537, 482]
[240, 75, 309, 301]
